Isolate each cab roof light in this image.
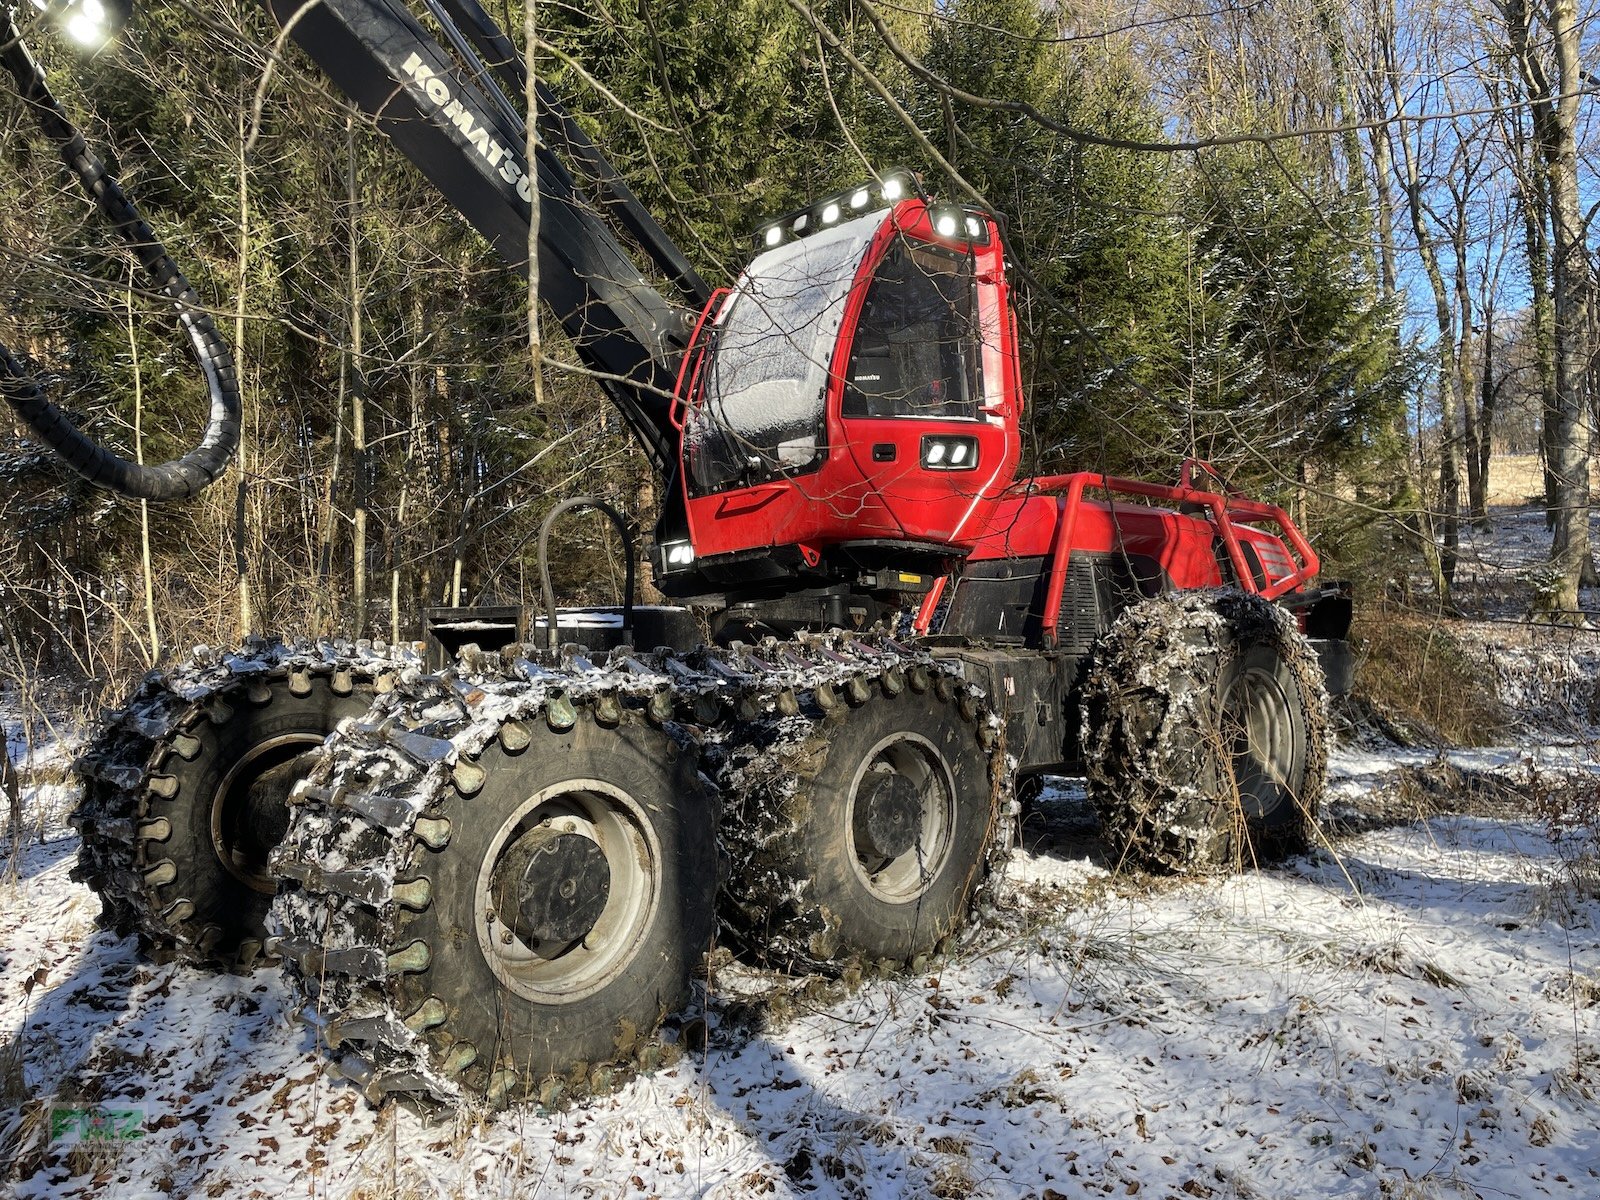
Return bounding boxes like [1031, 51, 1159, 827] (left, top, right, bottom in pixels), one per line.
[32, 0, 130, 48]
[928, 206, 993, 247]
[751, 169, 923, 249]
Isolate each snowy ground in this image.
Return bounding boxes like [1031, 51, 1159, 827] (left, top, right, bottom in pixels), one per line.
[4, 748, 1598, 1197]
[4, 510, 1600, 1197]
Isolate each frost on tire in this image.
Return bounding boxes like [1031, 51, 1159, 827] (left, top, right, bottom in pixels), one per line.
[267, 659, 718, 1109]
[1082, 590, 1328, 874]
[70, 641, 404, 968]
[715, 657, 1010, 972]
[263, 634, 1011, 1110]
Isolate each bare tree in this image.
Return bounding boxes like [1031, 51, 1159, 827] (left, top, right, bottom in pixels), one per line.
[1499, 0, 1594, 614]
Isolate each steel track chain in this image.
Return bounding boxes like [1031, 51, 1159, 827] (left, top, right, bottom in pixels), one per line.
[264, 632, 1016, 1108]
[70, 638, 415, 968]
[1082, 591, 1329, 873]
[710, 646, 1016, 970]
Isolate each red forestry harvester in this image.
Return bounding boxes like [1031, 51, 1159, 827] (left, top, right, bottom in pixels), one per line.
[2, 0, 1352, 1106]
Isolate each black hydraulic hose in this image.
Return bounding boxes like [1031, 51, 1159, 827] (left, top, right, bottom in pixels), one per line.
[537, 497, 636, 650]
[0, 9, 239, 500]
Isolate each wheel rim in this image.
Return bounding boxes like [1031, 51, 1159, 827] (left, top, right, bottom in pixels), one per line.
[211, 734, 325, 895]
[845, 732, 956, 904]
[1222, 666, 1301, 820]
[474, 778, 661, 1005]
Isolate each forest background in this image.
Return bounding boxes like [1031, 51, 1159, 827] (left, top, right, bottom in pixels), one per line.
[0, 0, 1595, 716]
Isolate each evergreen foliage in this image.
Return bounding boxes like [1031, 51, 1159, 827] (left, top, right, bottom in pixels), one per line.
[0, 0, 1483, 677]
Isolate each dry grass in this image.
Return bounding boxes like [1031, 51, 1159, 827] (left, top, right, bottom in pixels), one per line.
[1484, 454, 1600, 506]
[1347, 606, 1507, 746]
[1529, 762, 1600, 905]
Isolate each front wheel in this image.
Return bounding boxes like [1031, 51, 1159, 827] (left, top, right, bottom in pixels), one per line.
[272, 701, 718, 1108]
[720, 674, 1003, 970]
[1083, 591, 1328, 873]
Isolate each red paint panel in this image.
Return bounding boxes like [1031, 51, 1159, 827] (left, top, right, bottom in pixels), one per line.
[966, 495, 1224, 590]
[679, 201, 1024, 562]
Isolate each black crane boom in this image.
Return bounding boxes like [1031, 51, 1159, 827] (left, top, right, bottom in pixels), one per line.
[262, 0, 697, 477]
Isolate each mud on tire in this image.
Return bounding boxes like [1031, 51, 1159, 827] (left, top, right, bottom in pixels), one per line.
[1082, 590, 1328, 873]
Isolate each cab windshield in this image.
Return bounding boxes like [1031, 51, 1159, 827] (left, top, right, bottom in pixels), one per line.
[686, 212, 880, 492]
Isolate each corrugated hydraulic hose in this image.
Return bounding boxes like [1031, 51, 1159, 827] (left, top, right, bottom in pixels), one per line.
[0, 8, 239, 500]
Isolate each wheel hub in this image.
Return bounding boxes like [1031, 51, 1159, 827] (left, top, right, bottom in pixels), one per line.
[853, 771, 922, 861]
[491, 826, 611, 950]
[1223, 667, 1298, 819]
[474, 780, 662, 1005]
[846, 732, 956, 904]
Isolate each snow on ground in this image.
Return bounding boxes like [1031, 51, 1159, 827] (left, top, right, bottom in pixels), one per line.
[3, 747, 1596, 1198]
[4, 503, 1600, 1198]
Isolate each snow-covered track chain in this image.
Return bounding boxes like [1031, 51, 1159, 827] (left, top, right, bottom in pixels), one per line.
[709, 640, 1013, 972]
[267, 644, 717, 1109]
[70, 639, 414, 970]
[1082, 590, 1329, 874]
[266, 633, 1014, 1109]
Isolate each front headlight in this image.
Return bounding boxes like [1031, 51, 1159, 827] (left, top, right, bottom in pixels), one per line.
[921, 435, 979, 471]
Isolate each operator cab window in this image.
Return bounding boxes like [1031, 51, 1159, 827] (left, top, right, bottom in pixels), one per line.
[844, 240, 980, 421]
[686, 216, 875, 493]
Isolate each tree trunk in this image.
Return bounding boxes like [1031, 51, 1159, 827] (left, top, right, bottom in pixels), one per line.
[1390, 144, 1461, 595]
[1449, 185, 1482, 532]
[128, 283, 159, 664]
[315, 356, 346, 634]
[347, 118, 369, 634]
[1541, 0, 1591, 619]
[525, 0, 545, 409]
[1471, 314, 1496, 526]
[1381, 11, 1461, 600]
[2, 741, 20, 865]
[1527, 192, 1559, 527]
[233, 105, 254, 641]
[1504, 0, 1566, 530]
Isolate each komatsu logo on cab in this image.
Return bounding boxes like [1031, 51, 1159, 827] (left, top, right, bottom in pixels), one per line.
[399, 53, 534, 203]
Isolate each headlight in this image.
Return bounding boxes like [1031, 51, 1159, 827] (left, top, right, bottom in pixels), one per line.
[921, 435, 978, 471]
[33, 0, 130, 47]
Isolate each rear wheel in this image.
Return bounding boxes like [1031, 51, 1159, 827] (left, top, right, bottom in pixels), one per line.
[74, 662, 377, 968]
[1083, 591, 1326, 873]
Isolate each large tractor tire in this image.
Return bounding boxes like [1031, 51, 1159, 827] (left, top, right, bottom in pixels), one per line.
[1082, 591, 1327, 874]
[719, 663, 1007, 971]
[72, 650, 390, 969]
[270, 697, 717, 1109]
